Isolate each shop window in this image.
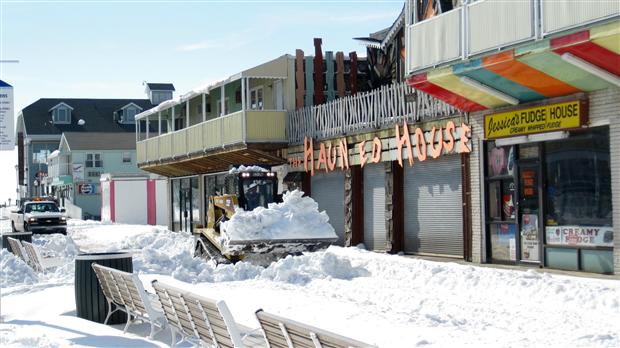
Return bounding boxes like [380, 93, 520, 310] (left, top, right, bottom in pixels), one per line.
[543, 127, 613, 273]
[544, 127, 612, 228]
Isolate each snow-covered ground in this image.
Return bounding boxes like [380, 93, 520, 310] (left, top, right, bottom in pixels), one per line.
[1, 219, 619, 347]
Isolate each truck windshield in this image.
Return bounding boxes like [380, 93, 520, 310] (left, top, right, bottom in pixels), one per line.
[242, 179, 274, 211]
[25, 203, 59, 213]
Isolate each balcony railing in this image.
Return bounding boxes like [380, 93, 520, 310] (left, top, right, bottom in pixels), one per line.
[405, 0, 619, 74]
[287, 81, 459, 144]
[137, 110, 287, 165]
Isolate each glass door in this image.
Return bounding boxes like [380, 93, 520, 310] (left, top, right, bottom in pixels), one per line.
[486, 144, 517, 263]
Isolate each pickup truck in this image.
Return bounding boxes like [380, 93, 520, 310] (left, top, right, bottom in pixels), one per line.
[10, 200, 67, 235]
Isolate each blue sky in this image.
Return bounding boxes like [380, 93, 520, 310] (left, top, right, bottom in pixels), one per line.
[0, 0, 403, 202]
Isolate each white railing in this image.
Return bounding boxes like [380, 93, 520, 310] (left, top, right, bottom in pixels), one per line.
[405, 0, 619, 75]
[407, 8, 462, 72]
[137, 110, 287, 164]
[467, 0, 535, 56]
[287, 81, 459, 144]
[542, 0, 619, 35]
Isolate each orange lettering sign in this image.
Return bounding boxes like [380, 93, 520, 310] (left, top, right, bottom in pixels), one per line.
[429, 126, 443, 159]
[371, 137, 382, 163]
[358, 141, 368, 168]
[304, 137, 314, 176]
[395, 122, 414, 167]
[444, 121, 455, 152]
[459, 123, 471, 154]
[339, 138, 349, 170]
[327, 143, 337, 171]
[414, 127, 426, 162]
[316, 142, 328, 172]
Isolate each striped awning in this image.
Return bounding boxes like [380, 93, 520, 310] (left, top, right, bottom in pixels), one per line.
[407, 21, 620, 112]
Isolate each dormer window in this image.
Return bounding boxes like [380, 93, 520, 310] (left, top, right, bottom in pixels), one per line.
[49, 102, 73, 124]
[116, 103, 142, 124]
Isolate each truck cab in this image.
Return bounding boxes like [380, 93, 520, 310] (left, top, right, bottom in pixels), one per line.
[10, 199, 68, 235]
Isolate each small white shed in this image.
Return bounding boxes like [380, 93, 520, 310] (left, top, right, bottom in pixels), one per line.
[100, 173, 168, 225]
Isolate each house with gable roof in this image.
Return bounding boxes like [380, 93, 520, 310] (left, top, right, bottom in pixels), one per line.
[15, 84, 174, 215]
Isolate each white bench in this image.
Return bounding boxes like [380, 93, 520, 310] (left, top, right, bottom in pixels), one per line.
[91, 263, 166, 339]
[151, 280, 265, 348]
[21, 240, 45, 272]
[255, 309, 377, 348]
[7, 236, 30, 264]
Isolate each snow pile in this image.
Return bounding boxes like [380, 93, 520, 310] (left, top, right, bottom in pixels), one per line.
[228, 165, 268, 174]
[33, 233, 79, 259]
[69, 220, 168, 253]
[0, 249, 39, 287]
[260, 248, 369, 285]
[221, 190, 337, 244]
[120, 228, 363, 285]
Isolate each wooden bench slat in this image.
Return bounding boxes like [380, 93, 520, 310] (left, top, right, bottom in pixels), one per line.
[91, 263, 166, 339]
[256, 310, 377, 348]
[151, 280, 247, 348]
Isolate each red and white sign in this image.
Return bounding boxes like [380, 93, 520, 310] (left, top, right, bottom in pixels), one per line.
[545, 226, 614, 247]
[78, 183, 97, 195]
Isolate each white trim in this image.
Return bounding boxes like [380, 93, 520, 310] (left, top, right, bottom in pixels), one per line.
[241, 78, 246, 111]
[118, 102, 143, 111]
[216, 97, 230, 116]
[60, 134, 71, 153]
[460, 76, 520, 105]
[48, 102, 74, 112]
[26, 134, 62, 141]
[561, 53, 620, 87]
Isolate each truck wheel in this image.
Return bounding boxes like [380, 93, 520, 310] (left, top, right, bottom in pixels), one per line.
[11, 222, 16, 232]
[23, 223, 29, 232]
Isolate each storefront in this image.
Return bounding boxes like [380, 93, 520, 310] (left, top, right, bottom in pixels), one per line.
[483, 98, 614, 273]
[287, 117, 472, 256]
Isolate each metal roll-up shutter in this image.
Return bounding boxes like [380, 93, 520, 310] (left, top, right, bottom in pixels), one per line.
[363, 163, 386, 251]
[311, 171, 345, 245]
[404, 155, 463, 256]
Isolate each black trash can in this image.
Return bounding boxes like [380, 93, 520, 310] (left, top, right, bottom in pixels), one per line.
[2, 232, 33, 253]
[74, 252, 133, 324]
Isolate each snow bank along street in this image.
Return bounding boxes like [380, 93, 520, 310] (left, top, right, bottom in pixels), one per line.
[1, 219, 619, 347]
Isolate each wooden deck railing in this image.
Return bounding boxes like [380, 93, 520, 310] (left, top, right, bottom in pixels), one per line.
[287, 81, 460, 144]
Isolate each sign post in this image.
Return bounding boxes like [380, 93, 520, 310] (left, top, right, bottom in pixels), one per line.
[0, 80, 14, 151]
